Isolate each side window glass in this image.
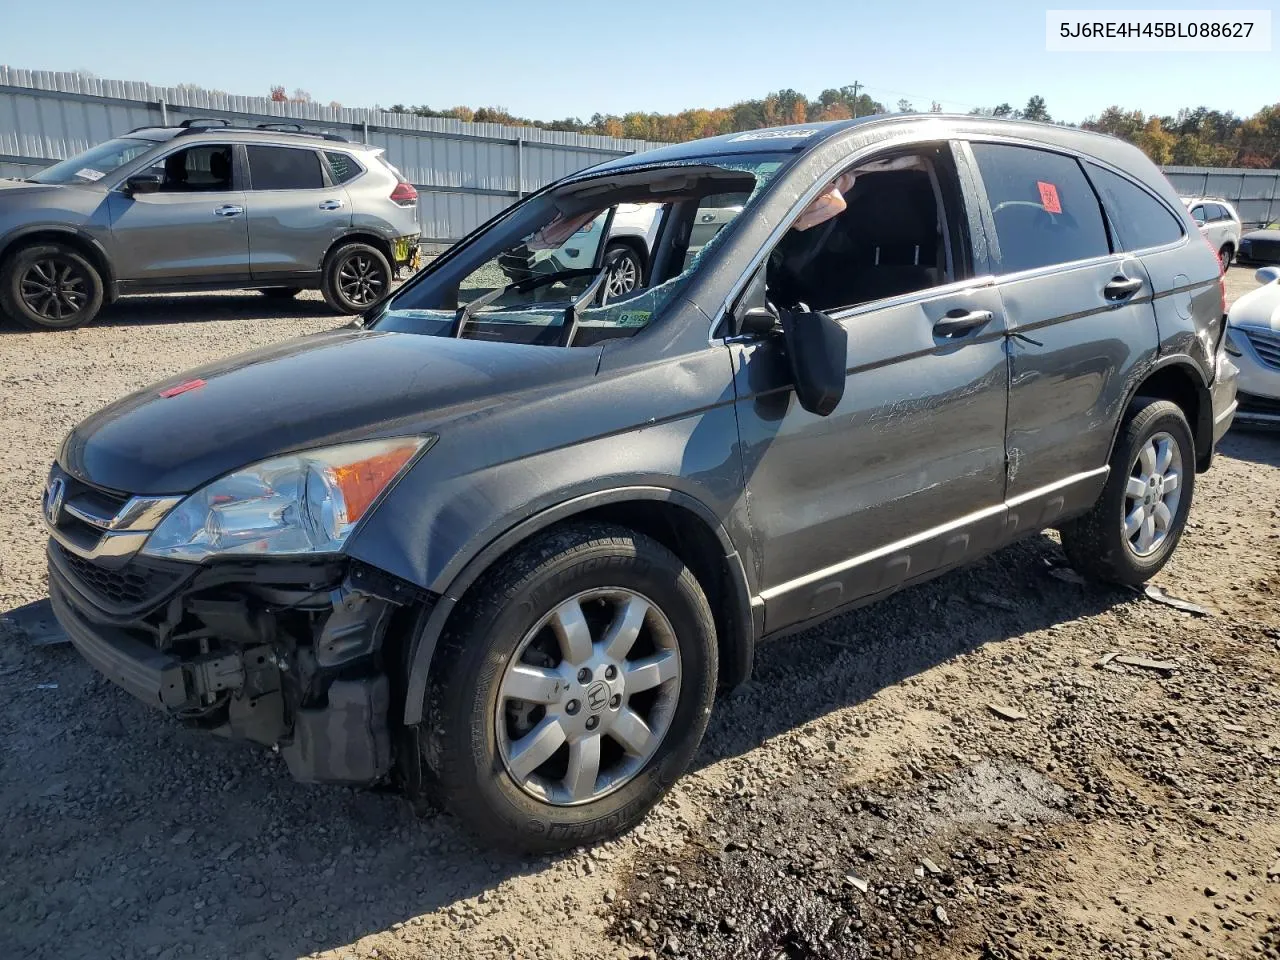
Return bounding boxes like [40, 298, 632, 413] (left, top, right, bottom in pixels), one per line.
[1083, 162, 1184, 251]
[325, 151, 361, 184]
[971, 143, 1110, 273]
[684, 193, 749, 272]
[149, 145, 234, 193]
[1209, 203, 1228, 222]
[764, 150, 954, 312]
[1190, 205, 1206, 225]
[246, 146, 324, 190]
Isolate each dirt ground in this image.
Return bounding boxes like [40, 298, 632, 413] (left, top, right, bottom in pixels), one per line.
[1, 271, 1277, 960]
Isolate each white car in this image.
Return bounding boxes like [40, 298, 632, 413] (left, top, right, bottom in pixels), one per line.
[553, 199, 746, 299]
[1224, 265, 1280, 426]
[1182, 196, 1243, 270]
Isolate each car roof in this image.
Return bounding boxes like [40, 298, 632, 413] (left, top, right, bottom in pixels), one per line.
[582, 115, 1169, 195]
[123, 125, 367, 149]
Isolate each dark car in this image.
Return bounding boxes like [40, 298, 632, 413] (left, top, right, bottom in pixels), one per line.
[43, 116, 1237, 851]
[1236, 227, 1280, 266]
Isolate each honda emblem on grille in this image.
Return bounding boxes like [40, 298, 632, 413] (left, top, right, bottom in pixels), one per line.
[43, 477, 66, 526]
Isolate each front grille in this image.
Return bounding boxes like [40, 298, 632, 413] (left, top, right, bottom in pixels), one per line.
[1242, 328, 1280, 369]
[53, 544, 186, 610]
[1247, 239, 1280, 262]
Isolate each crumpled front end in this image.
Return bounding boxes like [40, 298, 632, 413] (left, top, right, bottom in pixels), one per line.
[43, 465, 425, 785]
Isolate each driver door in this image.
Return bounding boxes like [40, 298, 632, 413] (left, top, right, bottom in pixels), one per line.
[731, 144, 1011, 634]
[106, 143, 251, 284]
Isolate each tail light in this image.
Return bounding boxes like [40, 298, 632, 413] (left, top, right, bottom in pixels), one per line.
[390, 181, 418, 206]
[1201, 231, 1227, 315]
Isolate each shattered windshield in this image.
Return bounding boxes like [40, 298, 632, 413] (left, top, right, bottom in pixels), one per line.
[371, 153, 787, 346]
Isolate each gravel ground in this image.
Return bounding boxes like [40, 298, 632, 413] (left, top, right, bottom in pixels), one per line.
[1, 271, 1278, 960]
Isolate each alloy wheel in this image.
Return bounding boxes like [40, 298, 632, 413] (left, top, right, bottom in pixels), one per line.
[337, 254, 387, 306]
[605, 253, 639, 299]
[1123, 431, 1183, 557]
[19, 258, 89, 322]
[496, 588, 681, 806]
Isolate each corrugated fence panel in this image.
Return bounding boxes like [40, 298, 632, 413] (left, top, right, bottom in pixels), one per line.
[1163, 165, 1280, 228]
[0, 66, 667, 241]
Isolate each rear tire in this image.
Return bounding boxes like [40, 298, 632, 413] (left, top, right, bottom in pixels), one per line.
[1059, 398, 1195, 586]
[260, 287, 303, 299]
[0, 243, 104, 330]
[1219, 245, 1233, 270]
[418, 522, 717, 852]
[321, 242, 391, 314]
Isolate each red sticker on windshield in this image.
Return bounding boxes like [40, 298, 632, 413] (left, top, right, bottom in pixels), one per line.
[1037, 181, 1062, 214]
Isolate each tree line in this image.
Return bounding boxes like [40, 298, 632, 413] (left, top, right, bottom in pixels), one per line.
[273, 82, 1280, 169]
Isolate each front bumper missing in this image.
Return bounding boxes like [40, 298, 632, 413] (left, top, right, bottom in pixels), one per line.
[48, 544, 417, 785]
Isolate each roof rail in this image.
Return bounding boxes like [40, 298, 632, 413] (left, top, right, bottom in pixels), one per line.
[178, 117, 231, 129]
[257, 122, 304, 132]
[172, 123, 350, 143]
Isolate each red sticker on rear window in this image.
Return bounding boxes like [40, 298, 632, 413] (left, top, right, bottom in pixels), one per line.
[1037, 181, 1062, 214]
[158, 378, 206, 398]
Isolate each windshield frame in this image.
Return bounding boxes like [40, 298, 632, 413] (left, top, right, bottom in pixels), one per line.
[369, 150, 795, 344]
[28, 136, 162, 186]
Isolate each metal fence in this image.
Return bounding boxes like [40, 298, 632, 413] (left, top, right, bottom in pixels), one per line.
[1162, 166, 1280, 228]
[0, 67, 665, 245]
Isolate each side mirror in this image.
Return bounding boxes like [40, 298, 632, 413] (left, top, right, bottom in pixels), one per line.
[1256, 266, 1280, 285]
[124, 172, 163, 196]
[738, 304, 781, 338]
[779, 306, 847, 417]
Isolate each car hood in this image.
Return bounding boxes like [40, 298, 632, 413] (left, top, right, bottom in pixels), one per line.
[1242, 228, 1280, 241]
[1227, 279, 1280, 333]
[0, 178, 64, 194]
[60, 327, 603, 495]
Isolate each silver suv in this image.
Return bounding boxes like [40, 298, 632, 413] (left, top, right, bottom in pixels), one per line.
[0, 120, 422, 330]
[1182, 196, 1242, 269]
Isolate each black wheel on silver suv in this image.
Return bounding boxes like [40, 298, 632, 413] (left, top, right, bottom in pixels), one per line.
[0, 243, 105, 330]
[419, 522, 717, 852]
[321, 242, 392, 313]
[1059, 398, 1196, 585]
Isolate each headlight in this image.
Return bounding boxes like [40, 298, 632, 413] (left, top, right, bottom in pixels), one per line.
[141, 436, 433, 562]
[1223, 330, 1244, 357]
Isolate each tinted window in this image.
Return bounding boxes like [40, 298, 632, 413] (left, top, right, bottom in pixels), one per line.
[1190, 205, 1206, 224]
[1084, 162, 1184, 251]
[971, 143, 1110, 273]
[246, 146, 323, 190]
[1209, 203, 1230, 221]
[325, 151, 361, 183]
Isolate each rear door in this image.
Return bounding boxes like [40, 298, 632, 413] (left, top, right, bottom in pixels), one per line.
[965, 141, 1158, 525]
[244, 144, 351, 278]
[106, 142, 250, 283]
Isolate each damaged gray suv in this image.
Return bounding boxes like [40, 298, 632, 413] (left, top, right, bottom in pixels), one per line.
[44, 116, 1237, 850]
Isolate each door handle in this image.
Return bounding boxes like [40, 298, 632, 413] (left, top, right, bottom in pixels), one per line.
[1103, 276, 1143, 301]
[213, 205, 244, 218]
[319, 199, 344, 210]
[933, 309, 993, 338]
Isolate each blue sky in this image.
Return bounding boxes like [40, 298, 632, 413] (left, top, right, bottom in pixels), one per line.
[2, 0, 1276, 122]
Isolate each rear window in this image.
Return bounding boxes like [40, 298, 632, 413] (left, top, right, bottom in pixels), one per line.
[325, 151, 362, 184]
[971, 143, 1110, 273]
[1084, 162, 1184, 251]
[246, 146, 324, 190]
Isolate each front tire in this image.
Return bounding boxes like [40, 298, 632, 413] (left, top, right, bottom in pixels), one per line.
[420, 523, 717, 852]
[321, 242, 391, 314]
[603, 243, 644, 301]
[1059, 398, 1195, 585]
[1219, 245, 1233, 270]
[0, 243, 104, 330]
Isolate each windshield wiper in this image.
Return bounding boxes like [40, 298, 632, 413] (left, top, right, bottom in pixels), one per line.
[451, 267, 602, 339]
[560, 268, 611, 347]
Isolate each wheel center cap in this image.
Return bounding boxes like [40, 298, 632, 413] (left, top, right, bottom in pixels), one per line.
[585, 679, 610, 714]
